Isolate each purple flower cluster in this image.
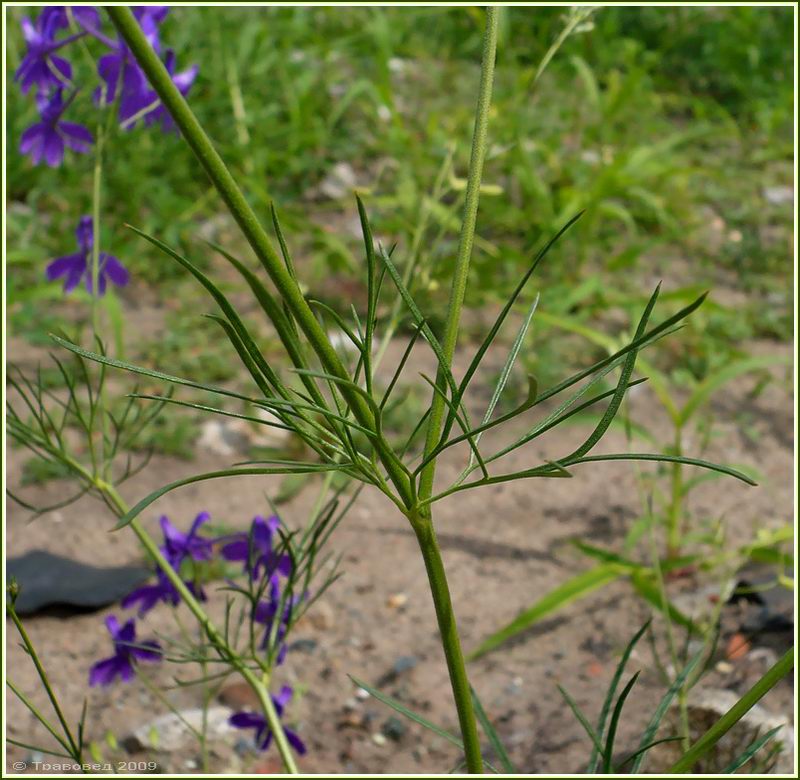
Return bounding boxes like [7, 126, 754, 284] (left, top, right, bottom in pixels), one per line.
[89, 512, 305, 757]
[46, 215, 129, 295]
[122, 512, 212, 615]
[15, 6, 198, 167]
[222, 515, 298, 662]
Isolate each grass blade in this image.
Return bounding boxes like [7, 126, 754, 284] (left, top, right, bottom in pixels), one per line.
[719, 726, 782, 773]
[603, 671, 641, 772]
[350, 676, 463, 749]
[468, 564, 623, 659]
[587, 621, 650, 772]
[630, 644, 707, 772]
[471, 686, 517, 773]
[557, 684, 606, 759]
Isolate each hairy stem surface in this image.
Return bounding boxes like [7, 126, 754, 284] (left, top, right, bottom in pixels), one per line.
[418, 7, 499, 502]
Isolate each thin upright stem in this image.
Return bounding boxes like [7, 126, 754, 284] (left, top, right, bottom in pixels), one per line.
[7, 606, 82, 761]
[412, 517, 484, 773]
[418, 7, 499, 503]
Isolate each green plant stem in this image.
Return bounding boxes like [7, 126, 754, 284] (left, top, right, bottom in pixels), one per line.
[412, 516, 484, 773]
[647, 523, 690, 751]
[667, 648, 794, 773]
[418, 6, 498, 502]
[666, 428, 684, 558]
[137, 669, 201, 740]
[104, 5, 412, 509]
[413, 9, 499, 772]
[7, 605, 82, 761]
[100, 483, 299, 774]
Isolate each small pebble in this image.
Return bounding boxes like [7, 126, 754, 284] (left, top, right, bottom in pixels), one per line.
[387, 592, 408, 609]
[289, 638, 318, 654]
[355, 687, 370, 701]
[393, 655, 418, 675]
[372, 732, 387, 746]
[382, 716, 407, 742]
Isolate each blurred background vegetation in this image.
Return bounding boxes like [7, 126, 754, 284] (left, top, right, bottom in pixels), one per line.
[6, 5, 794, 460]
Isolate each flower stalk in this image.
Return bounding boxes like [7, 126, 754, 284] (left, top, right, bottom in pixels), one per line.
[418, 6, 499, 505]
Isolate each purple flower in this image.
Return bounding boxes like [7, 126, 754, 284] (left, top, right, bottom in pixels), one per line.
[88, 615, 161, 687]
[229, 686, 307, 755]
[121, 569, 207, 616]
[39, 6, 102, 36]
[161, 512, 214, 566]
[222, 516, 292, 582]
[45, 215, 128, 294]
[95, 43, 148, 110]
[122, 512, 213, 616]
[133, 6, 170, 50]
[253, 576, 292, 661]
[20, 89, 92, 167]
[14, 14, 78, 94]
[143, 49, 198, 132]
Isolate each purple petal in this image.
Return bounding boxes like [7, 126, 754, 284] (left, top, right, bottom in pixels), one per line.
[72, 7, 102, 32]
[48, 54, 72, 86]
[75, 216, 94, 253]
[173, 64, 198, 95]
[116, 619, 136, 646]
[20, 17, 38, 45]
[88, 656, 125, 687]
[97, 52, 122, 103]
[254, 600, 277, 625]
[251, 515, 279, 554]
[230, 712, 266, 730]
[105, 614, 122, 639]
[39, 7, 68, 36]
[63, 264, 85, 293]
[19, 123, 43, 154]
[285, 728, 307, 756]
[43, 129, 64, 167]
[45, 253, 84, 281]
[100, 254, 129, 287]
[220, 538, 249, 562]
[116, 658, 136, 683]
[130, 640, 162, 662]
[274, 685, 294, 710]
[189, 511, 211, 537]
[160, 515, 187, 548]
[59, 121, 93, 153]
[121, 583, 164, 615]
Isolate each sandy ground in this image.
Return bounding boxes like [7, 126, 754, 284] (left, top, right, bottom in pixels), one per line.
[5, 290, 795, 774]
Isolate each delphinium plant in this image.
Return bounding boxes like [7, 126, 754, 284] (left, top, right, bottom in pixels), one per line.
[7, 5, 793, 775]
[7, 4, 325, 772]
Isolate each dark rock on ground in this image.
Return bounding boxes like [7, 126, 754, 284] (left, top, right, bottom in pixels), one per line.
[7, 550, 151, 615]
